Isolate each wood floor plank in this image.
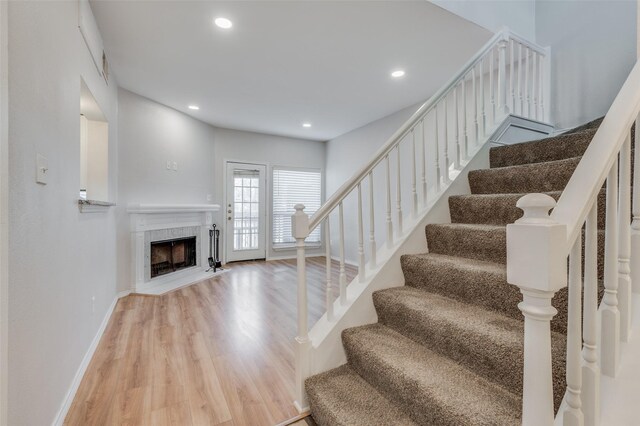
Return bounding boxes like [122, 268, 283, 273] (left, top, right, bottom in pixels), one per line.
[64, 257, 356, 426]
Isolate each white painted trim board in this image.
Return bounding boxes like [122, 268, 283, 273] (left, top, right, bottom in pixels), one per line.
[51, 290, 131, 426]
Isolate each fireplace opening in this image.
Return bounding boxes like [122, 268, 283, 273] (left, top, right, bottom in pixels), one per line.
[150, 236, 197, 278]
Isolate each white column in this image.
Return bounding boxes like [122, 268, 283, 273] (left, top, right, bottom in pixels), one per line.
[507, 193, 567, 426]
[564, 238, 584, 426]
[292, 204, 311, 412]
[368, 172, 377, 269]
[324, 218, 334, 322]
[631, 117, 640, 294]
[497, 38, 509, 117]
[602, 160, 620, 377]
[618, 134, 632, 341]
[582, 204, 600, 426]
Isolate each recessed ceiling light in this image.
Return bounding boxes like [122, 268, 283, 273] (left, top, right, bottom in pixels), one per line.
[188, 105, 200, 110]
[302, 123, 312, 128]
[214, 17, 233, 29]
[391, 70, 406, 78]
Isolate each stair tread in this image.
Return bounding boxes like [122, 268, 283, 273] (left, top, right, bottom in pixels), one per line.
[373, 286, 567, 407]
[448, 191, 562, 226]
[469, 156, 581, 194]
[306, 364, 418, 426]
[489, 128, 596, 168]
[343, 323, 522, 426]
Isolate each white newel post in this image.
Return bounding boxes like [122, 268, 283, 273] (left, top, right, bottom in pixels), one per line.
[507, 194, 567, 426]
[292, 204, 311, 412]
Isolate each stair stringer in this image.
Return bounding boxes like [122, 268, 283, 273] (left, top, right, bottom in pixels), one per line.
[306, 142, 491, 388]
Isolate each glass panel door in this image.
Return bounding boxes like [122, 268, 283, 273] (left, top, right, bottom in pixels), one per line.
[225, 162, 266, 262]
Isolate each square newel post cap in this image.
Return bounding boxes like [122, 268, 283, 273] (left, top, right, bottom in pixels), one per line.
[292, 204, 310, 240]
[507, 194, 567, 293]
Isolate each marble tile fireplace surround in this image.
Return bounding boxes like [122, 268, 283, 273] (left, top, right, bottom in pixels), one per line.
[128, 204, 221, 295]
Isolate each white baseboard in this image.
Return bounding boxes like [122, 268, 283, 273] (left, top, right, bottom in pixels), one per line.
[51, 290, 130, 426]
[330, 255, 358, 268]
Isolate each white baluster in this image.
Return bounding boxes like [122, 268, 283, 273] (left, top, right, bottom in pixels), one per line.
[489, 48, 495, 125]
[518, 43, 524, 115]
[368, 172, 376, 268]
[292, 204, 311, 410]
[539, 54, 545, 121]
[420, 120, 428, 204]
[325, 217, 334, 322]
[564, 237, 584, 426]
[618, 133, 632, 341]
[472, 66, 479, 144]
[510, 39, 515, 113]
[453, 84, 461, 169]
[632, 116, 640, 294]
[480, 59, 486, 135]
[532, 52, 538, 121]
[462, 77, 469, 159]
[411, 129, 418, 217]
[443, 97, 452, 183]
[498, 38, 508, 117]
[396, 145, 403, 235]
[357, 183, 365, 283]
[385, 155, 393, 249]
[507, 194, 566, 426]
[434, 108, 442, 192]
[525, 46, 531, 118]
[582, 203, 600, 426]
[602, 159, 620, 377]
[338, 201, 347, 305]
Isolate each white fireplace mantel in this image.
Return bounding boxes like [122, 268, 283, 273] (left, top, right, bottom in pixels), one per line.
[128, 203, 221, 295]
[127, 203, 220, 214]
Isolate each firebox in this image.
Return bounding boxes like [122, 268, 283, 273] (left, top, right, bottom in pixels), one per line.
[150, 236, 197, 278]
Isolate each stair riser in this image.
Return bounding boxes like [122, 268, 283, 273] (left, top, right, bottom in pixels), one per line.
[469, 157, 581, 194]
[426, 224, 507, 264]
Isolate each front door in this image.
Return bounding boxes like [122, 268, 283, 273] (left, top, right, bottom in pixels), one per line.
[225, 162, 267, 262]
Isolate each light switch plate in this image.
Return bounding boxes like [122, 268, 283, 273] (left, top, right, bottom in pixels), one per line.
[172, 161, 178, 171]
[166, 160, 171, 170]
[36, 153, 49, 184]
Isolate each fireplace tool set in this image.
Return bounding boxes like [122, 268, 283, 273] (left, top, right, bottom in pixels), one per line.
[207, 224, 223, 272]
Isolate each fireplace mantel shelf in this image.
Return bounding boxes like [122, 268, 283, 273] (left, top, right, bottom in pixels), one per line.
[127, 204, 220, 214]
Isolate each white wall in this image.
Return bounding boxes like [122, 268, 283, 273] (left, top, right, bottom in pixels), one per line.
[536, 0, 637, 129]
[116, 90, 326, 292]
[7, 1, 119, 424]
[431, 0, 537, 41]
[116, 89, 216, 293]
[212, 127, 326, 261]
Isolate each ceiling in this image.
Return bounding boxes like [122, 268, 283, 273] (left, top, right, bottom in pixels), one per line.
[90, 1, 491, 141]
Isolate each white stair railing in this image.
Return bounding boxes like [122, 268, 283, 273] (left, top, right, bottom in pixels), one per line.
[291, 27, 548, 411]
[508, 61, 640, 426]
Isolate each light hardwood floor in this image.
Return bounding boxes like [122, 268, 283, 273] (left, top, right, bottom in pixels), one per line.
[64, 257, 357, 426]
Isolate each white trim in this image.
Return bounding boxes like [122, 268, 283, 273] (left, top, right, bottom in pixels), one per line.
[127, 203, 220, 214]
[0, 0, 8, 423]
[52, 290, 130, 426]
[330, 255, 358, 268]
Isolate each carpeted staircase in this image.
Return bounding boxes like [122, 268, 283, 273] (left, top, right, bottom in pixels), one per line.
[305, 117, 607, 426]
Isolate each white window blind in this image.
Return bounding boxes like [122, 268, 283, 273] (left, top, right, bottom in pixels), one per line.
[273, 168, 322, 246]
